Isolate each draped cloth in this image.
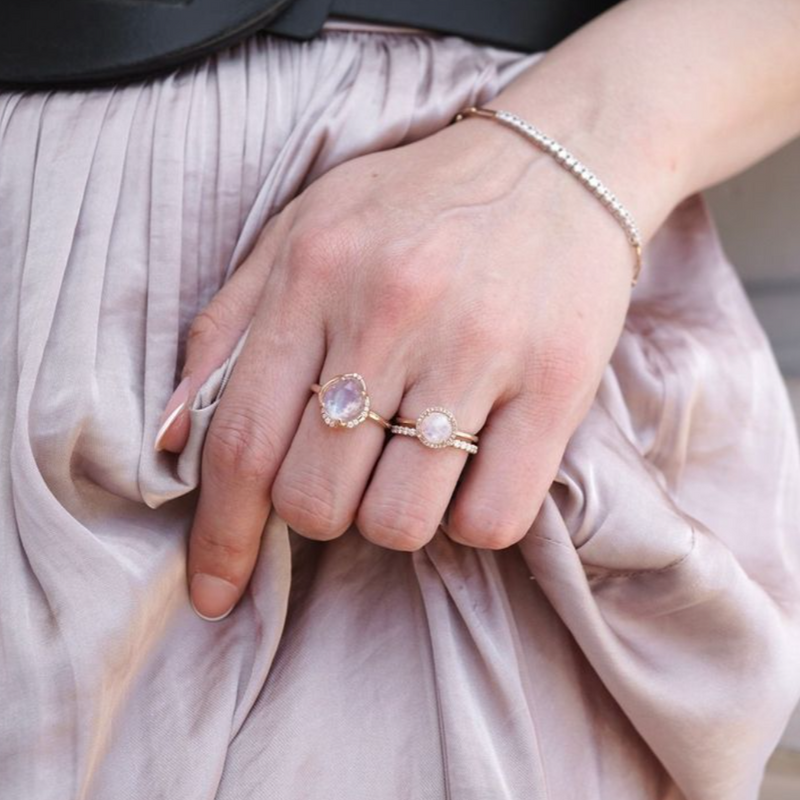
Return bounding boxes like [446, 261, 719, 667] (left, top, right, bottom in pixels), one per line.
[1, 26, 799, 800]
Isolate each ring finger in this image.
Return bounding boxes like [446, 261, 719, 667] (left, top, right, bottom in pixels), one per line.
[356, 369, 503, 551]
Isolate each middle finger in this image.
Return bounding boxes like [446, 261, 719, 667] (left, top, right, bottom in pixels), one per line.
[270, 336, 407, 541]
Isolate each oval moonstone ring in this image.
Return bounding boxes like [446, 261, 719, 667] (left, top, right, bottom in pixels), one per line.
[310, 373, 391, 430]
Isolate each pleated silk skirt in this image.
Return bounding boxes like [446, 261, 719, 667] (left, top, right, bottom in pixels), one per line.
[1, 24, 800, 800]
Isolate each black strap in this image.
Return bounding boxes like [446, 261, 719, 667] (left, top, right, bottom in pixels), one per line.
[0, 0, 620, 88]
[317, 0, 618, 53]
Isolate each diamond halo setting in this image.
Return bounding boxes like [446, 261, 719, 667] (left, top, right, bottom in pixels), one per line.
[415, 407, 458, 449]
[317, 373, 371, 428]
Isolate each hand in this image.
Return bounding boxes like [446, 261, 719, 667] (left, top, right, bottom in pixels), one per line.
[155, 114, 635, 621]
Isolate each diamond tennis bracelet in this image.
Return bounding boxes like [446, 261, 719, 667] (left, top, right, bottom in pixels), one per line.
[451, 106, 643, 286]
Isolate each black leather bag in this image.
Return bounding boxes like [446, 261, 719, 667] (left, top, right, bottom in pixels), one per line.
[0, 0, 619, 88]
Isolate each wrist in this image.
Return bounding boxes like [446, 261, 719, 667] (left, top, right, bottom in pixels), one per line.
[469, 60, 693, 247]
[491, 96, 685, 244]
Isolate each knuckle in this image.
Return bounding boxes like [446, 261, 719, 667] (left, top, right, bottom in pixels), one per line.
[383, 253, 446, 301]
[365, 290, 415, 335]
[193, 527, 254, 564]
[187, 288, 251, 348]
[205, 403, 281, 485]
[456, 304, 525, 359]
[535, 339, 593, 401]
[464, 317, 507, 354]
[448, 505, 528, 550]
[357, 495, 436, 551]
[187, 307, 229, 348]
[272, 467, 348, 540]
[287, 223, 359, 280]
[367, 254, 448, 330]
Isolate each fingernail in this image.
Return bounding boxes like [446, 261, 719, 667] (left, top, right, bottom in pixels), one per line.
[154, 376, 191, 451]
[190, 573, 239, 621]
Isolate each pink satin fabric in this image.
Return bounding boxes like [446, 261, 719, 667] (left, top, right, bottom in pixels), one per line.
[1, 25, 799, 800]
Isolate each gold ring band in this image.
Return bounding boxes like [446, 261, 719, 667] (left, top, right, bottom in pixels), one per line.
[367, 410, 391, 429]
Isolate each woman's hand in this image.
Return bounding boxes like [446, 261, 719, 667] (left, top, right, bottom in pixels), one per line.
[152, 0, 800, 621]
[155, 114, 639, 620]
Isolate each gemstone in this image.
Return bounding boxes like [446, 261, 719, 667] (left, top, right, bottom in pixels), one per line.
[418, 411, 454, 446]
[321, 377, 365, 423]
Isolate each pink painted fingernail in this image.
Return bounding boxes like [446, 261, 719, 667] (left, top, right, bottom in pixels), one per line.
[190, 573, 239, 621]
[153, 376, 191, 451]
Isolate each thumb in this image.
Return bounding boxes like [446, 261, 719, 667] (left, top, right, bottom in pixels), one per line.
[153, 216, 287, 454]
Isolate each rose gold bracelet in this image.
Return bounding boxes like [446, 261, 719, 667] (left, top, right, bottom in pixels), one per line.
[451, 106, 643, 286]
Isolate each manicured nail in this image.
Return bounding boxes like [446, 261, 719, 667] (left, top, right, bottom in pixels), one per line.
[190, 573, 238, 621]
[153, 376, 191, 451]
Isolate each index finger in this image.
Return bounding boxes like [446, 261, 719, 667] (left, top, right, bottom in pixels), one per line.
[187, 272, 325, 620]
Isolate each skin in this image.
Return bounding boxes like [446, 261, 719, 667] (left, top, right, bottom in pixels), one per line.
[155, 0, 800, 620]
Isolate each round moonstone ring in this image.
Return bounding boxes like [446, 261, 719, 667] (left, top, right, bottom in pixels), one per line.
[311, 373, 391, 430]
[390, 407, 479, 454]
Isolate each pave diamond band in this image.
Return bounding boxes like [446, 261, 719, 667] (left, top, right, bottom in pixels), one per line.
[451, 106, 643, 286]
[391, 424, 479, 454]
